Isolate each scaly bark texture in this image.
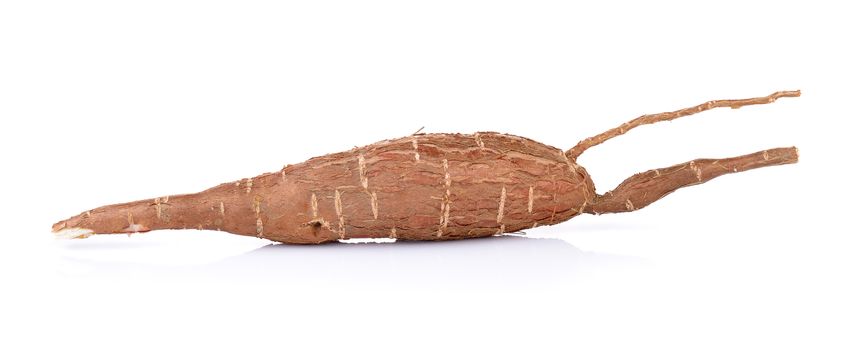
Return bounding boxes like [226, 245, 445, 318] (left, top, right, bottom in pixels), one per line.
[51, 90, 800, 244]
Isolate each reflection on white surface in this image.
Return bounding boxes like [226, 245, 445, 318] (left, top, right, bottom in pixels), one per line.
[58, 235, 647, 291]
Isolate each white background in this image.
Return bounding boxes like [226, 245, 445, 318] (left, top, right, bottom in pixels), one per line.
[1, 1, 855, 349]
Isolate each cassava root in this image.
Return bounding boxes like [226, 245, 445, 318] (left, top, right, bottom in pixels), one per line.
[52, 90, 800, 244]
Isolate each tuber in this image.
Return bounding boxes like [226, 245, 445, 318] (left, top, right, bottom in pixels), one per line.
[52, 91, 801, 244]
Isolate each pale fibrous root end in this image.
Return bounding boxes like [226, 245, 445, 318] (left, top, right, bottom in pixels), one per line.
[52, 226, 95, 240]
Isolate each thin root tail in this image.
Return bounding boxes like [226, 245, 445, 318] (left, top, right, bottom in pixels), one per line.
[585, 147, 799, 214]
[567, 90, 800, 161]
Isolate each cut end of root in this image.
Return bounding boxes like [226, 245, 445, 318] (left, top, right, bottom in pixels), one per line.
[53, 227, 94, 240]
[783, 90, 801, 98]
[772, 146, 800, 165]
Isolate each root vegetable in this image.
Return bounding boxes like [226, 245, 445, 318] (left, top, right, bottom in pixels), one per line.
[52, 90, 800, 244]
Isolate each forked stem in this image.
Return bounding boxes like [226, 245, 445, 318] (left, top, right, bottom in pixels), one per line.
[566, 90, 801, 161]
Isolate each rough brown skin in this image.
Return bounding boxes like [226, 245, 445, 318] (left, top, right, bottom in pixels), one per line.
[52, 91, 800, 244]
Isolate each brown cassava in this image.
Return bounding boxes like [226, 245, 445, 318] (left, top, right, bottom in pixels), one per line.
[52, 91, 800, 244]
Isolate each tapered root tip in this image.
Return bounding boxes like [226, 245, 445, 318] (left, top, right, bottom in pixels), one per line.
[53, 227, 94, 239]
[52, 220, 94, 239]
[780, 90, 801, 98]
[772, 146, 800, 164]
[733, 90, 801, 109]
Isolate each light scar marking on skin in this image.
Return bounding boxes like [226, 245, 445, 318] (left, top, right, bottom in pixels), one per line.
[577, 184, 589, 214]
[253, 197, 261, 215]
[437, 198, 450, 237]
[334, 190, 342, 218]
[85, 211, 92, 218]
[625, 199, 635, 211]
[443, 159, 451, 189]
[335, 189, 345, 239]
[282, 168, 287, 182]
[437, 159, 452, 237]
[252, 196, 264, 237]
[531, 222, 539, 229]
[411, 138, 420, 162]
[474, 132, 485, 149]
[527, 186, 534, 214]
[219, 202, 225, 216]
[124, 212, 146, 233]
[690, 161, 702, 182]
[358, 153, 368, 190]
[154, 197, 162, 220]
[497, 186, 507, 224]
[370, 192, 378, 219]
[311, 193, 318, 218]
[654, 169, 661, 177]
[358, 153, 378, 220]
[245, 178, 253, 194]
[763, 150, 770, 161]
[497, 224, 505, 235]
[390, 227, 397, 239]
